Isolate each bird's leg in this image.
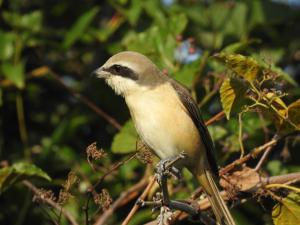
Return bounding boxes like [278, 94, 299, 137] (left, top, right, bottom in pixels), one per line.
[154, 152, 199, 216]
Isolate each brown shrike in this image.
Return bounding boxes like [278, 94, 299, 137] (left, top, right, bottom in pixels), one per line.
[93, 51, 235, 225]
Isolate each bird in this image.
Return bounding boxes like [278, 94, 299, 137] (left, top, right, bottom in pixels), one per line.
[93, 51, 235, 225]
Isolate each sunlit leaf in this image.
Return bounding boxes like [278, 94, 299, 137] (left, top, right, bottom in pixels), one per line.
[63, 7, 100, 49]
[220, 77, 247, 119]
[0, 162, 51, 192]
[287, 99, 300, 128]
[0, 31, 15, 60]
[208, 125, 227, 141]
[123, 0, 142, 26]
[265, 92, 287, 111]
[112, 120, 137, 153]
[214, 53, 260, 82]
[1, 62, 25, 89]
[272, 193, 300, 225]
[2, 10, 42, 32]
[168, 13, 188, 36]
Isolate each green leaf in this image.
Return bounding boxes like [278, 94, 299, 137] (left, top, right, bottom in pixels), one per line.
[1, 62, 25, 89]
[0, 162, 51, 192]
[208, 125, 227, 141]
[168, 13, 188, 36]
[173, 59, 200, 87]
[63, 7, 100, 49]
[272, 193, 300, 225]
[123, 0, 142, 26]
[222, 39, 261, 54]
[111, 120, 137, 153]
[0, 31, 15, 60]
[219, 77, 247, 119]
[277, 99, 300, 134]
[214, 53, 260, 82]
[2, 10, 42, 32]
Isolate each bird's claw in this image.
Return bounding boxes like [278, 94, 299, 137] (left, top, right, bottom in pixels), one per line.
[155, 151, 187, 185]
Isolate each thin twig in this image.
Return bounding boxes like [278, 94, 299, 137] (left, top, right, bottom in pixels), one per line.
[205, 111, 225, 126]
[238, 112, 245, 158]
[49, 70, 122, 130]
[265, 183, 300, 193]
[22, 180, 79, 225]
[121, 176, 156, 225]
[220, 137, 278, 175]
[254, 145, 273, 171]
[92, 153, 137, 190]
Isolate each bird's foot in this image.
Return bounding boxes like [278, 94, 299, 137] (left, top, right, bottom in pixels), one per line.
[137, 193, 198, 216]
[155, 151, 187, 184]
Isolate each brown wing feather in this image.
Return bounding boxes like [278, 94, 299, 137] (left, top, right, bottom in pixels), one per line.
[169, 79, 219, 177]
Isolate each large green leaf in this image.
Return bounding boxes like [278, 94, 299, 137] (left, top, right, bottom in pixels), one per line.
[111, 120, 137, 153]
[0, 162, 51, 193]
[219, 77, 247, 119]
[214, 53, 260, 83]
[63, 7, 100, 49]
[173, 59, 200, 88]
[1, 62, 25, 89]
[272, 193, 300, 225]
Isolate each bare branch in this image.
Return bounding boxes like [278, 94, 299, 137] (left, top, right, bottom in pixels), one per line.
[205, 111, 225, 126]
[22, 180, 79, 225]
[145, 172, 300, 225]
[49, 69, 122, 130]
[220, 137, 278, 175]
[121, 176, 156, 225]
[93, 176, 150, 225]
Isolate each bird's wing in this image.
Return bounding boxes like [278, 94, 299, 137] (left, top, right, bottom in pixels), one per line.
[169, 79, 219, 177]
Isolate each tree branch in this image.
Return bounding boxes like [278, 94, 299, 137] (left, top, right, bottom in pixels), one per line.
[144, 172, 300, 225]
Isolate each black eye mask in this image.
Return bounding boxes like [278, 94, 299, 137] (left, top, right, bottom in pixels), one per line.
[104, 64, 138, 80]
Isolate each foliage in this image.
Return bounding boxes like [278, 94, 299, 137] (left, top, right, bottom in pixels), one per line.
[1, 0, 300, 225]
[272, 193, 300, 225]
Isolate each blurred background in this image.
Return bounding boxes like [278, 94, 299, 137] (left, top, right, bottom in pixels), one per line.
[0, 0, 300, 225]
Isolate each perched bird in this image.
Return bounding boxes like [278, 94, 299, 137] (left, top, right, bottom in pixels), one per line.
[93, 51, 235, 225]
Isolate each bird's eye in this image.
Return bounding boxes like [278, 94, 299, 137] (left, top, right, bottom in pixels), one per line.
[113, 65, 122, 73]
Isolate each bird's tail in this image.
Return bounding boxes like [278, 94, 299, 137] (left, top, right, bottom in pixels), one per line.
[197, 169, 235, 225]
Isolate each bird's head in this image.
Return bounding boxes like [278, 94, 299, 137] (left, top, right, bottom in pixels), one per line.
[93, 51, 164, 96]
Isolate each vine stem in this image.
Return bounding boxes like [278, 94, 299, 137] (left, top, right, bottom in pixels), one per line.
[16, 91, 30, 159]
[238, 112, 245, 158]
[266, 183, 300, 193]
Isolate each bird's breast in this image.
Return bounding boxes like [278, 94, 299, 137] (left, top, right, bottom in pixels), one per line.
[125, 83, 201, 160]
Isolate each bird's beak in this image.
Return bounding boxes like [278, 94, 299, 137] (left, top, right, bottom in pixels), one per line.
[91, 67, 107, 79]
